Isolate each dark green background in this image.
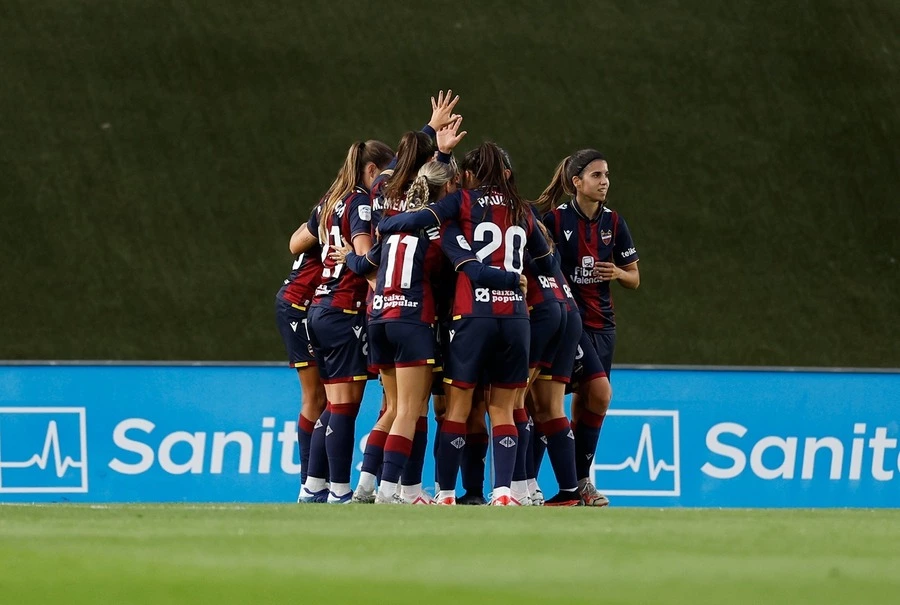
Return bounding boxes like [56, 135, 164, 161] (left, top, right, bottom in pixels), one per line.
[2, 1, 898, 365]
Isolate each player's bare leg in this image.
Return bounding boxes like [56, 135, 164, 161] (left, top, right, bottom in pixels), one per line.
[430, 390, 446, 494]
[353, 376, 397, 502]
[377, 365, 431, 503]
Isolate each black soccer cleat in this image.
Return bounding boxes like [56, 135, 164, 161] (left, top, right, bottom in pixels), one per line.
[457, 491, 487, 505]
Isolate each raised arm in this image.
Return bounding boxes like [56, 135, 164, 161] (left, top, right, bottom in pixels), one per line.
[379, 191, 463, 235]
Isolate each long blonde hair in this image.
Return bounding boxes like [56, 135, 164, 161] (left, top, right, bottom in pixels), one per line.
[319, 140, 393, 241]
[405, 159, 458, 211]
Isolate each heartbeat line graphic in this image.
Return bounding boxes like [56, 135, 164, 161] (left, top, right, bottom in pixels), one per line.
[594, 423, 676, 481]
[0, 420, 84, 477]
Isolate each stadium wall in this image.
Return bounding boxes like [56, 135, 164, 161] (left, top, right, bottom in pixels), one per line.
[0, 363, 897, 507]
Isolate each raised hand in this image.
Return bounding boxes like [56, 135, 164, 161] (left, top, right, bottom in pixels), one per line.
[428, 89, 461, 131]
[436, 116, 468, 154]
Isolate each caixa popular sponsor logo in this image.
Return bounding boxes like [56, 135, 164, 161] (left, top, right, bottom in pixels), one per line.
[108, 417, 301, 475]
[701, 422, 900, 481]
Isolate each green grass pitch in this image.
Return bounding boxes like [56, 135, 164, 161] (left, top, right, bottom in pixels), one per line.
[1, 505, 897, 604]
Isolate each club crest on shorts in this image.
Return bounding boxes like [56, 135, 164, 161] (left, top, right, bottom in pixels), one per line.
[600, 229, 612, 246]
[581, 256, 594, 269]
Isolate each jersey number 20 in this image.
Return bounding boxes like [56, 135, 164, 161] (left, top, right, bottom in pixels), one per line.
[474, 223, 526, 273]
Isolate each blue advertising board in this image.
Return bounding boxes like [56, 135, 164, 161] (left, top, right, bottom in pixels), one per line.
[0, 364, 897, 507]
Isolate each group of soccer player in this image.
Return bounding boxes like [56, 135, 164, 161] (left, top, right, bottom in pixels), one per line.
[275, 90, 640, 506]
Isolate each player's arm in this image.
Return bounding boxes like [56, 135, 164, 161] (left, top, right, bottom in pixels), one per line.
[332, 240, 380, 277]
[456, 259, 520, 290]
[290, 223, 318, 255]
[440, 220, 519, 290]
[597, 215, 640, 288]
[348, 193, 374, 256]
[378, 192, 461, 235]
[594, 260, 639, 289]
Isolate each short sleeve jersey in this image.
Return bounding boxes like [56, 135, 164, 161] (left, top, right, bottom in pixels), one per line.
[278, 208, 323, 308]
[432, 188, 552, 319]
[307, 187, 373, 311]
[367, 225, 444, 325]
[544, 201, 639, 331]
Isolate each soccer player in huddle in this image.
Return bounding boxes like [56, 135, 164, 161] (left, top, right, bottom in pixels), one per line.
[276, 213, 327, 496]
[337, 156, 525, 504]
[379, 142, 558, 505]
[514, 221, 584, 506]
[538, 149, 640, 506]
[351, 91, 462, 504]
[289, 139, 394, 503]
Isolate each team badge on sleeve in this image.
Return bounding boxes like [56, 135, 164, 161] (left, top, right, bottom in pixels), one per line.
[358, 205, 372, 221]
[456, 235, 472, 250]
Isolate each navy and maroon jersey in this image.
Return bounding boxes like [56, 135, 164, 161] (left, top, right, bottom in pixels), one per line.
[369, 171, 393, 230]
[523, 252, 567, 310]
[307, 187, 373, 312]
[277, 209, 323, 309]
[366, 225, 445, 325]
[378, 188, 554, 319]
[544, 201, 639, 331]
[277, 250, 322, 309]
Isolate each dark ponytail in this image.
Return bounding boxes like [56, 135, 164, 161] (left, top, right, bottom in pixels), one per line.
[534, 156, 572, 213]
[383, 131, 436, 208]
[460, 142, 528, 227]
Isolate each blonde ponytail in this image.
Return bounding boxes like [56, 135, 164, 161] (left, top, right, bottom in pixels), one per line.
[318, 140, 393, 242]
[405, 161, 456, 211]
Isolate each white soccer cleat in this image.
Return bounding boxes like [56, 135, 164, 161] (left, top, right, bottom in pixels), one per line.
[374, 491, 405, 505]
[489, 487, 522, 506]
[351, 484, 376, 504]
[511, 491, 532, 506]
[433, 490, 456, 505]
[530, 488, 545, 506]
[579, 481, 610, 507]
[402, 491, 434, 505]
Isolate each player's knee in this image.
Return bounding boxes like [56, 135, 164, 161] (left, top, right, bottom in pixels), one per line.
[588, 382, 612, 413]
